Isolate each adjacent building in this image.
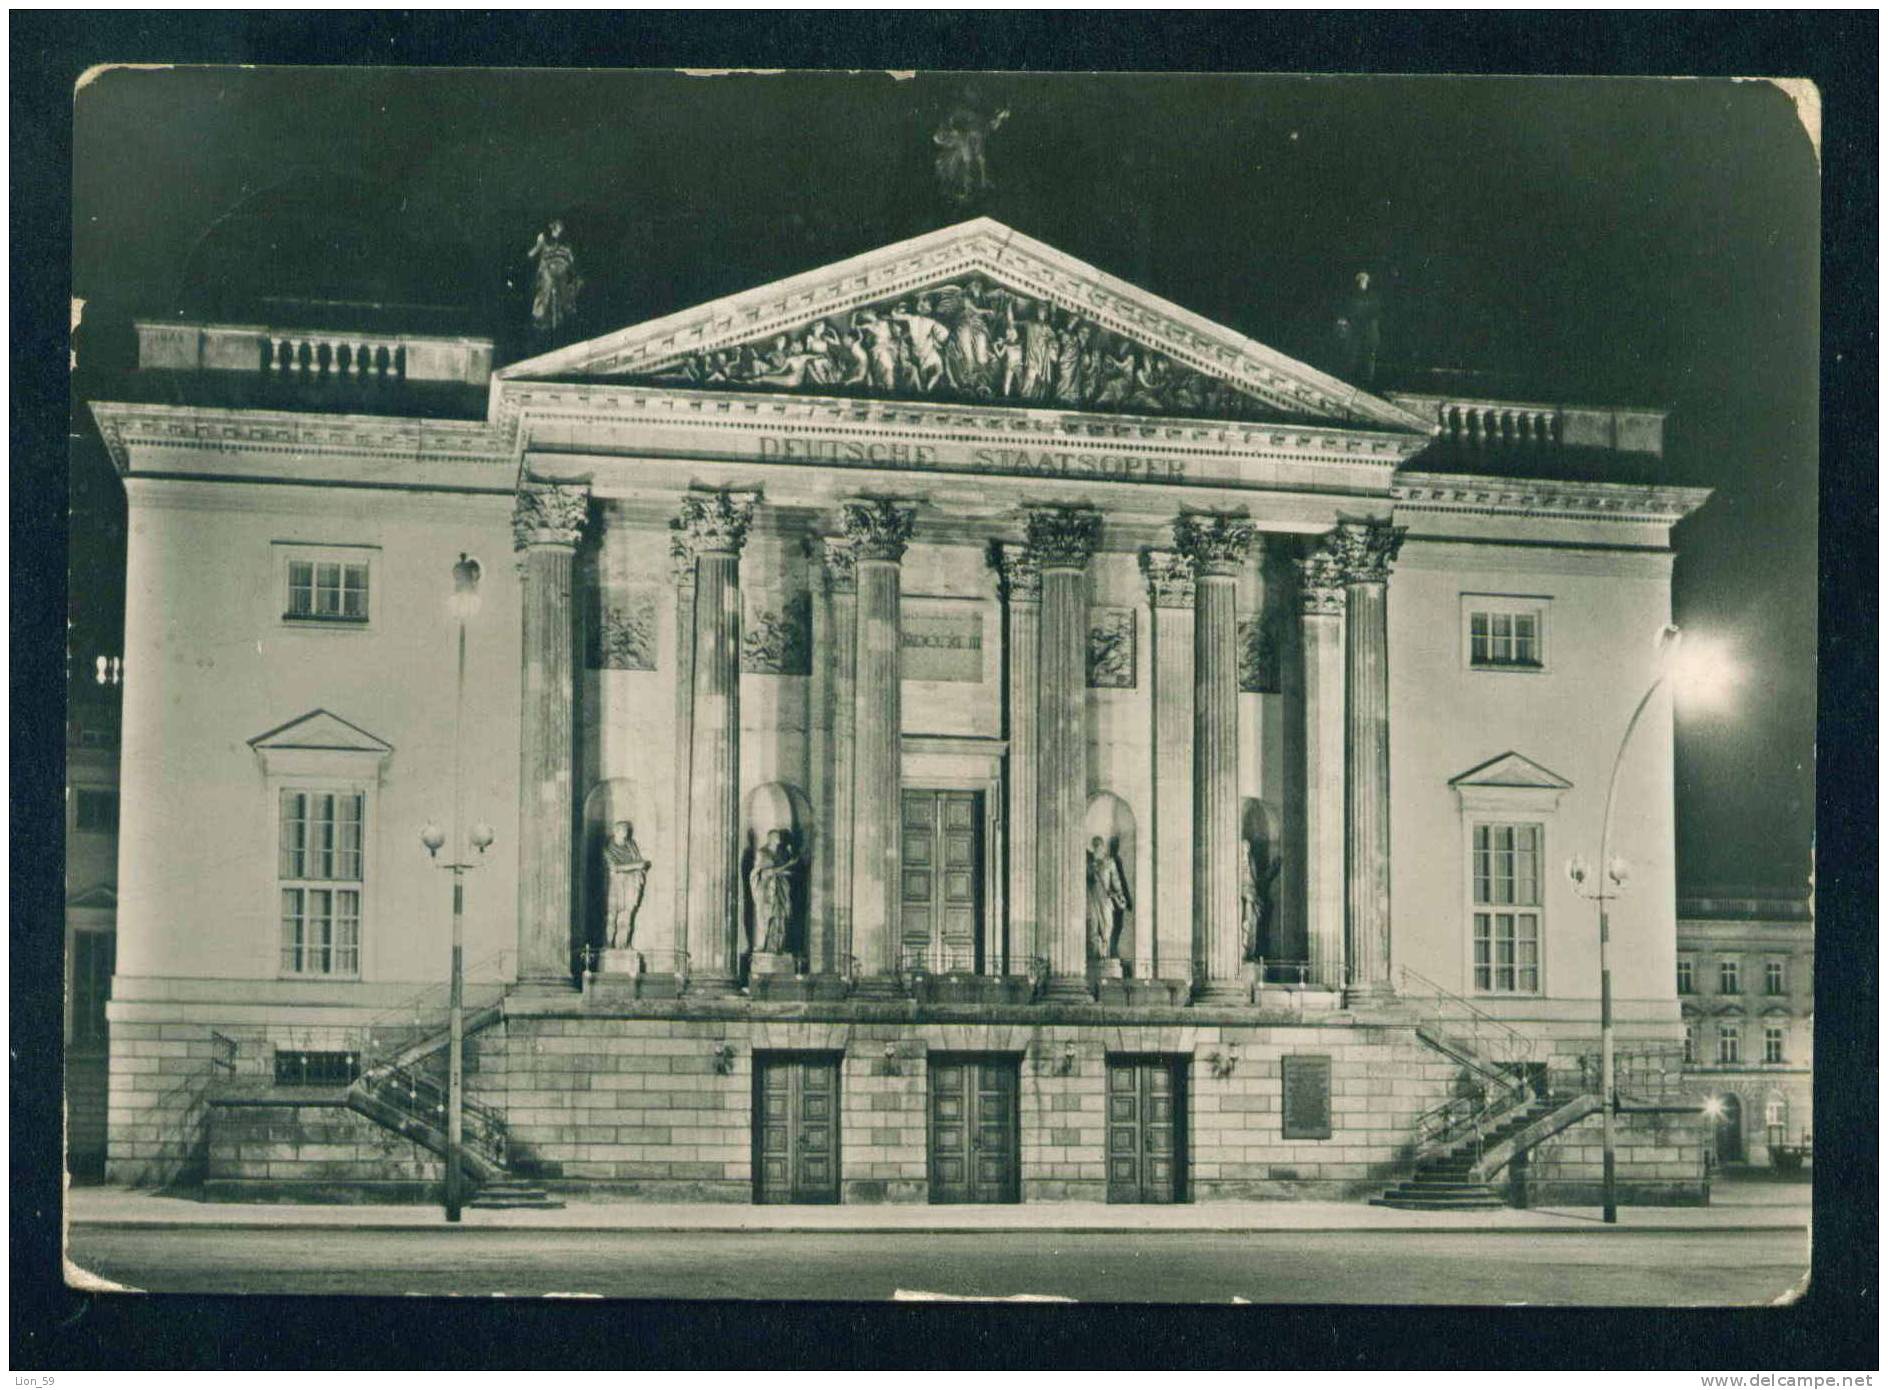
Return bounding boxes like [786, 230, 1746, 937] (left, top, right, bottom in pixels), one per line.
[86, 219, 1713, 1205]
[1677, 887, 1814, 1168]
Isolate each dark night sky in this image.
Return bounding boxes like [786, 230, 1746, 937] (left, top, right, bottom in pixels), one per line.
[68, 66, 1820, 893]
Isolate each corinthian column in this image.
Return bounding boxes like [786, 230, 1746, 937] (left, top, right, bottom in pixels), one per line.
[1331, 519, 1404, 1002]
[1175, 512, 1255, 1004]
[1140, 550, 1195, 986]
[513, 482, 589, 987]
[1027, 506, 1102, 1000]
[813, 538, 857, 977]
[1296, 540, 1348, 992]
[664, 529, 697, 981]
[679, 490, 756, 995]
[844, 500, 915, 993]
[992, 543, 1041, 976]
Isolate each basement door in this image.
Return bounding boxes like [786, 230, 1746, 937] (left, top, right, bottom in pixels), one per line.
[1106, 1055, 1187, 1203]
[927, 1053, 1020, 1204]
[752, 1053, 841, 1204]
[899, 789, 984, 971]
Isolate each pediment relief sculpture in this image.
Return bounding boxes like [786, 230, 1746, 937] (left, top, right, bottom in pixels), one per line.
[623, 274, 1314, 425]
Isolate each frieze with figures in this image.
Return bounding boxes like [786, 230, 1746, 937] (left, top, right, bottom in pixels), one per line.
[628, 275, 1294, 424]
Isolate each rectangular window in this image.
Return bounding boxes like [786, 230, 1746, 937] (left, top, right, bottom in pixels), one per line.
[279, 789, 363, 976]
[74, 788, 119, 834]
[1765, 960, 1786, 995]
[281, 548, 373, 626]
[1676, 957, 1694, 994]
[1465, 598, 1547, 671]
[1716, 1024, 1741, 1065]
[1471, 822, 1542, 994]
[1718, 958, 1742, 995]
[273, 1050, 361, 1086]
[70, 931, 115, 1049]
[1763, 1025, 1785, 1064]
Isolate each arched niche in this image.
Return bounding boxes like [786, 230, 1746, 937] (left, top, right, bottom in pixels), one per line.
[1083, 791, 1138, 962]
[741, 782, 815, 961]
[1240, 797, 1286, 962]
[579, 778, 660, 957]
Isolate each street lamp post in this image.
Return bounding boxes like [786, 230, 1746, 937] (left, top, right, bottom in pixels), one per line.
[419, 553, 493, 1223]
[1566, 624, 1681, 1226]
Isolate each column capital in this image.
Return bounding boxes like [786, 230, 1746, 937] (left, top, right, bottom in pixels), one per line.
[1139, 549, 1196, 609]
[819, 536, 858, 594]
[1295, 545, 1348, 615]
[512, 482, 590, 551]
[1172, 512, 1255, 578]
[1023, 506, 1102, 571]
[677, 490, 758, 556]
[841, 499, 916, 563]
[990, 541, 1041, 603]
[1328, 519, 1406, 585]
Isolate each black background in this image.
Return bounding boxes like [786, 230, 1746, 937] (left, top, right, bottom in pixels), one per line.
[13, 10, 1876, 1372]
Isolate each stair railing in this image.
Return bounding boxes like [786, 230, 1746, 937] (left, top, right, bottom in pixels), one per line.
[1401, 966, 1539, 1154]
[351, 947, 518, 1080]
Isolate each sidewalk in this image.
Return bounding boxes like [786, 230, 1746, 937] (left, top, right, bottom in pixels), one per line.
[67, 1185, 1810, 1236]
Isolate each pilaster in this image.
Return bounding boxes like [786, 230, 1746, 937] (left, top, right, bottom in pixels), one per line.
[814, 537, 857, 977]
[1027, 506, 1102, 1000]
[1330, 518, 1405, 1002]
[992, 542, 1041, 976]
[1296, 541, 1348, 992]
[1141, 549, 1196, 985]
[679, 490, 756, 994]
[843, 500, 916, 993]
[664, 528, 696, 978]
[1175, 512, 1255, 1004]
[512, 481, 589, 987]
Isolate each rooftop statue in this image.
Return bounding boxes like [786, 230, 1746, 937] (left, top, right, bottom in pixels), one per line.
[527, 219, 583, 335]
[933, 101, 1009, 205]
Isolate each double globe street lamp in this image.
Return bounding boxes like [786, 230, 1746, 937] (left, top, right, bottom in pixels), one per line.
[418, 552, 494, 1223]
[1566, 623, 1738, 1225]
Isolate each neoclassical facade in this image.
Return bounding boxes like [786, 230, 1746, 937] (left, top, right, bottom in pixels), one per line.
[91, 220, 1712, 1206]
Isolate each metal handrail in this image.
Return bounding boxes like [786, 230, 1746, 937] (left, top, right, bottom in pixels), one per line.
[353, 947, 517, 1077]
[1399, 965, 1536, 1063]
[357, 1059, 507, 1169]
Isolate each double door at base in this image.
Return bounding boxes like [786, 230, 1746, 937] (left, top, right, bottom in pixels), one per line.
[753, 1053, 841, 1204]
[928, 1054, 1020, 1203]
[1107, 1055, 1187, 1204]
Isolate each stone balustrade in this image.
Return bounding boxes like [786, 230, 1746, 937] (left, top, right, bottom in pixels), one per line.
[134, 320, 494, 386]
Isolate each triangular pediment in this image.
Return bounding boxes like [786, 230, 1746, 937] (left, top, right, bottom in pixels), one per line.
[500, 218, 1431, 434]
[248, 709, 393, 755]
[1449, 751, 1574, 790]
[67, 882, 118, 910]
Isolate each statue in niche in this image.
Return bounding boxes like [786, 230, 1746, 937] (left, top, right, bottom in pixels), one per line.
[748, 828, 802, 956]
[526, 219, 582, 335]
[1086, 836, 1132, 961]
[602, 820, 651, 950]
[933, 99, 1009, 205]
[1241, 837, 1283, 962]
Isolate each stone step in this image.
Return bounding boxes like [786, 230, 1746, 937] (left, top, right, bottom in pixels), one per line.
[1370, 1196, 1509, 1211]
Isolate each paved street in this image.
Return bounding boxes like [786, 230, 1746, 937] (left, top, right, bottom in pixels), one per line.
[68, 1225, 1808, 1305]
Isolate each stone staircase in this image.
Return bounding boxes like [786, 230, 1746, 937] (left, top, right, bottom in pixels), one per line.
[1372, 1093, 1563, 1210]
[467, 1178, 564, 1211]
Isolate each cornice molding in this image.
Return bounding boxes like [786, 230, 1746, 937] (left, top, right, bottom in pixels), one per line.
[1394, 471, 1713, 525]
[494, 379, 1428, 473]
[88, 400, 506, 476]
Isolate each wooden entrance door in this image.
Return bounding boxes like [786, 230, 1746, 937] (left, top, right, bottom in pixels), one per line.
[928, 1054, 1020, 1203]
[1106, 1055, 1186, 1203]
[753, 1053, 841, 1204]
[900, 789, 983, 971]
